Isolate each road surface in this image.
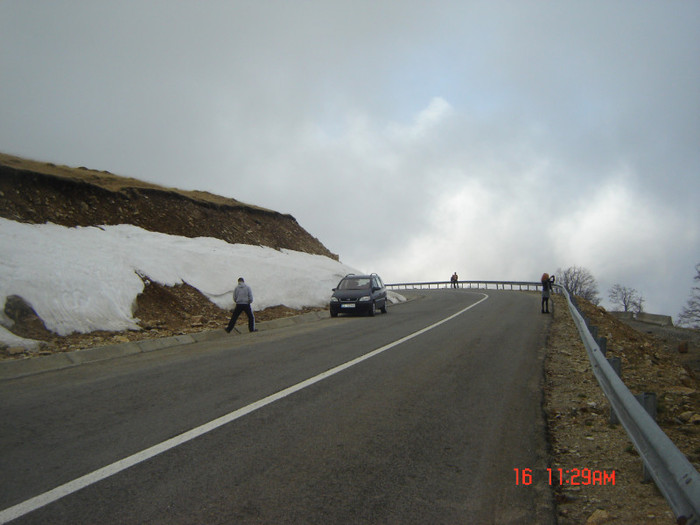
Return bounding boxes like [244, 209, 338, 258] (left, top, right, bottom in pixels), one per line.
[0, 289, 554, 524]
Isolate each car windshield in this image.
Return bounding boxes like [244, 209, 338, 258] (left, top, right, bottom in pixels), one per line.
[338, 277, 371, 290]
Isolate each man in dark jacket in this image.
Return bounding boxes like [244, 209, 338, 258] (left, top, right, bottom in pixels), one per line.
[226, 277, 257, 333]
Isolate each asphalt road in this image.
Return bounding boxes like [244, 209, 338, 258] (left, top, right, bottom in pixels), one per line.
[0, 290, 555, 524]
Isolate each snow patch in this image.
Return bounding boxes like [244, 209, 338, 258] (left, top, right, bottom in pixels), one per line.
[0, 325, 42, 350]
[0, 218, 361, 346]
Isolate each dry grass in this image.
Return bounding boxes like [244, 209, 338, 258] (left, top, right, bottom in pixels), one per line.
[0, 152, 273, 212]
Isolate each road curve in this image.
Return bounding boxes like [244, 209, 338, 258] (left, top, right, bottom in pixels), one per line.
[0, 289, 554, 524]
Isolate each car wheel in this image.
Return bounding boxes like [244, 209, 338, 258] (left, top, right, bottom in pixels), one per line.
[330, 310, 338, 318]
[380, 302, 387, 314]
[368, 301, 376, 317]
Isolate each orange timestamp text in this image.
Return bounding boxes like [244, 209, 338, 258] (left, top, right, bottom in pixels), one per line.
[514, 468, 616, 486]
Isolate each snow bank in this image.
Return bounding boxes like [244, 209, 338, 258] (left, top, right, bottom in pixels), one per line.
[0, 325, 41, 350]
[0, 218, 358, 342]
[386, 290, 407, 304]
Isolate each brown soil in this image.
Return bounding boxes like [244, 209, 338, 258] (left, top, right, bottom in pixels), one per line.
[0, 152, 336, 258]
[2, 280, 323, 357]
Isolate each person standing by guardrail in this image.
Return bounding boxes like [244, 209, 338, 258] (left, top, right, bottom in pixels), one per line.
[541, 273, 555, 313]
[450, 272, 459, 289]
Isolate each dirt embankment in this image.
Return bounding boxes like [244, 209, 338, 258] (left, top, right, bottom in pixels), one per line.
[0, 152, 333, 357]
[0, 152, 336, 258]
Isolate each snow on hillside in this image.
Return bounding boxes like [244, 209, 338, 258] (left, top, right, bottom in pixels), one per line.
[0, 218, 384, 349]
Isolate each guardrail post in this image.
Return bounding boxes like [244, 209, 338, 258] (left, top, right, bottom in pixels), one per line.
[597, 336, 607, 356]
[635, 392, 658, 483]
[608, 357, 622, 425]
[607, 357, 621, 378]
[589, 325, 598, 339]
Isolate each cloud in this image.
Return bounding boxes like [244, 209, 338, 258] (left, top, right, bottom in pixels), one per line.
[1, 1, 699, 318]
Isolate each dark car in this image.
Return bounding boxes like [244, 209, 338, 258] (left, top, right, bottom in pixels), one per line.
[330, 273, 388, 317]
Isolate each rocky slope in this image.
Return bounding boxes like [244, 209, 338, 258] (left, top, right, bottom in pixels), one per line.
[545, 294, 700, 524]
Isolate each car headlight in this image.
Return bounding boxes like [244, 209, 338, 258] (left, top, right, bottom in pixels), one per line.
[359, 296, 371, 302]
[330, 297, 339, 302]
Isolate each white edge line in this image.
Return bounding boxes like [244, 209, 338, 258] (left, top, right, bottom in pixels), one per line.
[0, 293, 488, 523]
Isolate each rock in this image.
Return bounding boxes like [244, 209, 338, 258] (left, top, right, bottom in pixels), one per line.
[678, 341, 689, 354]
[679, 411, 694, 423]
[666, 386, 696, 395]
[4, 295, 37, 322]
[113, 335, 130, 343]
[586, 508, 610, 524]
[7, 347, 26, 355]
[2, 295, 52, 339]
[681, 375, 694, 387]
[690, 414, 700, 425]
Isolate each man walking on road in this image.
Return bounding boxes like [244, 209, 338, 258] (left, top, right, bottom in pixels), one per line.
[226, 277, 257, 333]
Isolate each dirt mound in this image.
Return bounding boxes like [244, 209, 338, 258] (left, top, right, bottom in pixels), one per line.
[0, 152, 332, 357]
[0, 152, 336, 258]
[616, 316, 700, 375]
[2, 279, 322, 358]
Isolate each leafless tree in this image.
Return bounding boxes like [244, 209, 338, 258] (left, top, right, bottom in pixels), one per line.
[556, 265, 600, 305]
[678, 263, 700, 329]
[608, 284, 644, 313]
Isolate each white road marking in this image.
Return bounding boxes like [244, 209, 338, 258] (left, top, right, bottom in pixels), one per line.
[0, 293, 488, 523]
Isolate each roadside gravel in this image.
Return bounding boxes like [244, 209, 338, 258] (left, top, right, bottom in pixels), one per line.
[544, 293, 699, 524]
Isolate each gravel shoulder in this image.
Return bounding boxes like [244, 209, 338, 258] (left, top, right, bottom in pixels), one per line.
[544, 294, 700, 524]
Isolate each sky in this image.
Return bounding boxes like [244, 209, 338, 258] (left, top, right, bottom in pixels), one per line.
[1, 1, 699, 319]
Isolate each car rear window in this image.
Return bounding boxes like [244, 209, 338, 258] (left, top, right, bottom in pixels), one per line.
[338, 277, 371, 290]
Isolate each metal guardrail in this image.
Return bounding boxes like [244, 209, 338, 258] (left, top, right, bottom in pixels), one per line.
[386, 280, 543, 291]
[557, 284, 700, 524]
[386, 280, 700, 523]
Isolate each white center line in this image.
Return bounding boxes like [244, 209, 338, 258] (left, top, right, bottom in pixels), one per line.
[0, 293, 488, 523]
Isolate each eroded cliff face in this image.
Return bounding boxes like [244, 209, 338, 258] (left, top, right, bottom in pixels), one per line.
[0, 152, 336, 357]
[0, 152, 337, 259]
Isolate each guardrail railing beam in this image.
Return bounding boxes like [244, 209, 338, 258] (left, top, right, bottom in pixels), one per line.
[557, 283, 700, 524]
